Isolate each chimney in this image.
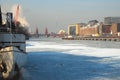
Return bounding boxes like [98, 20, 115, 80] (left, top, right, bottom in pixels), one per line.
[0, 5, 2, 25]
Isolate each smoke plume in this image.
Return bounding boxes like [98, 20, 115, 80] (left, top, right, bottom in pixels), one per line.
[11, 4, 29, 27]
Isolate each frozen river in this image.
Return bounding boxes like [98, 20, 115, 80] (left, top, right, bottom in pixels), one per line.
[19, 38, 120, 80]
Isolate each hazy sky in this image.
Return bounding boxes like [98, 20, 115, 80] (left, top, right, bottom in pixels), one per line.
[1, 0, 120, 33]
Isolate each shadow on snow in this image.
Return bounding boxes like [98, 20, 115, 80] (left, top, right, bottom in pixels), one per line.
[24, 51, 120, 80]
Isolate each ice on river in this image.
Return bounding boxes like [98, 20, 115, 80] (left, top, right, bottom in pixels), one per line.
[25, 39, 120, 80]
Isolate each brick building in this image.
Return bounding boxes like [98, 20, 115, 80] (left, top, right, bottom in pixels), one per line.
[68, 18, 120, 37]
[111, 23, 120, 36]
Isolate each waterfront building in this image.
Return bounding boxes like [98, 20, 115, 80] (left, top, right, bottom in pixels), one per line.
[99, 23, 111, 36]
[67, 18, 120, 37]
[111, 23, 120, 36]
[57, 29, 66, 37]
[68, 22, 100, 37]
[79, 23, 99, 37]
[68, 23, 80, 36]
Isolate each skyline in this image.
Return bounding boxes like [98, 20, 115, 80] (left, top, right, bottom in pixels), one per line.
[1, 0, 120, 33]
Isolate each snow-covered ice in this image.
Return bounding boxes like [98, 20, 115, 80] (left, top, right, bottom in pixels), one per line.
[25, 39, 120, 80]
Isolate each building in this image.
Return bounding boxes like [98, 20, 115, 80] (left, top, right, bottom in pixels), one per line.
[68, 24, 80, 36]
[79, 24, 99, 37]
[99, 23, 120, 37]
[68, 22, 100, 37]
[104, 17, 120, 25]
[99, 22, 111, 36]
[79, 20, 99, 37]
[111, 23, 120, 36]
[67, 18, 120, 37]
[57, 29, 66, 37]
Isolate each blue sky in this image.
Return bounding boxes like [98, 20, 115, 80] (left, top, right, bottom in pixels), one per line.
[1, 0, 120, 33]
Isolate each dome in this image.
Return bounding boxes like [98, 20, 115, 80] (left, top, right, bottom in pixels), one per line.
[58, 30, 66, 34]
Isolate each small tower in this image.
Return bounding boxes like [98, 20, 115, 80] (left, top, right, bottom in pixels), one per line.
[45, 27, 49, 37]
[35, 27, 39, 37]
[45, 27, 48, 35]
[36, 27, 39, 35]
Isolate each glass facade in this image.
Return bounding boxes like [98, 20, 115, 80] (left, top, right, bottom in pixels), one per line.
[69, 26, 76, 35]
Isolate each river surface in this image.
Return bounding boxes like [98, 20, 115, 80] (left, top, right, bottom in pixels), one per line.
[18, 38, 120, 80]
